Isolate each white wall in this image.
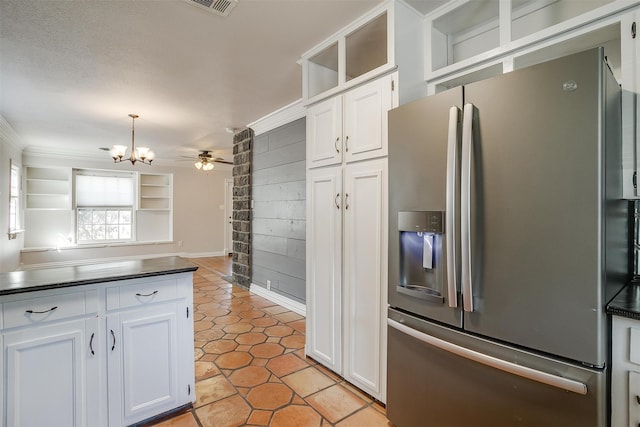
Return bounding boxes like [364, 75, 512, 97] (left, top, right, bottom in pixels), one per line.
[19, 152, 231, 268]
[0, 116, 25, 272]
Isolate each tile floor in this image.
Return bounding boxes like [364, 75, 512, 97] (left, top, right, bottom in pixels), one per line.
[149, 256, 393, 427]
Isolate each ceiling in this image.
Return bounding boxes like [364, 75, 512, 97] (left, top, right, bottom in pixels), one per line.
[0, 0, 444, 165]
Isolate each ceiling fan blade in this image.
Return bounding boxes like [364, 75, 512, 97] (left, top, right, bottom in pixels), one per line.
[213, 159, 233, 165]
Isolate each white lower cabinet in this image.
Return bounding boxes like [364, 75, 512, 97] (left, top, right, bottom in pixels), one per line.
[0, 272, 194, 427]
[107, 304, 183, 426]
[612, 315, 640, 427]
[3, 319, 98, 427]
[306, 158, 388, 402]
[106, 275, 194, 427]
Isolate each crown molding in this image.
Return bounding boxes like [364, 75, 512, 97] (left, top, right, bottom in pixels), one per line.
[0, 115, 26, 153]
[247, 99, 306, 136]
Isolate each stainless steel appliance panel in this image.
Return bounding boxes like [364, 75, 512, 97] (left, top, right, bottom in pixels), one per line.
[388, 87, 463, 327]
[461, 48, 626, 366]
[387, 308, 606, 427]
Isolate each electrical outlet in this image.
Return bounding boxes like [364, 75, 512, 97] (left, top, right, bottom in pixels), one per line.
[266, 280, 271, 290]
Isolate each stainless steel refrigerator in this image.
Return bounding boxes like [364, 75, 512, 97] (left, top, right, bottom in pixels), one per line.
[387, 47, 629, 427]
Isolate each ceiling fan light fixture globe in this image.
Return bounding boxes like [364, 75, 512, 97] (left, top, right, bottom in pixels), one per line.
[203, 162, 215, 171]
[194, 161, 203, 169]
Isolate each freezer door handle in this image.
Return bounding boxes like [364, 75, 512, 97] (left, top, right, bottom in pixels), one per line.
[461, 103, 474, 312]
[446, 106, 460, 308]
[388, 318, 588, 395]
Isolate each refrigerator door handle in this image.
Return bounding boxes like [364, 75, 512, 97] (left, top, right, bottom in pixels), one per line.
[388, 318, 588, 395]
[446, 106, 460, 308]
[461, 103, 474, 313]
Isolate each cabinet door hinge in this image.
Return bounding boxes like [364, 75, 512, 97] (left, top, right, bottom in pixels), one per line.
[188, 384, 191, 396]
[186, 306, 190, 318]
[632, 21, 636, 39]
[391, 79, 395, 91]
[633, 171, 637, 190]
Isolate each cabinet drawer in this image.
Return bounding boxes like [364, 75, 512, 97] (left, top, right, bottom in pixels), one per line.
[3, 291, 86, 329]
[107, 278, 178, 311]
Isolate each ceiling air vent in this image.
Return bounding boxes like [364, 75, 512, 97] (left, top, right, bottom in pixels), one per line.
[186, 0, 238, 17]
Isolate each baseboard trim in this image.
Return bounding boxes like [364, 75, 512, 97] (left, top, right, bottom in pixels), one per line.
[250, 283, 306, 317]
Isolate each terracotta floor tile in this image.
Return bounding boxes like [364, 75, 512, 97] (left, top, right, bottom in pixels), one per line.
[246, 382, 293, 410]
[202, 339, 238, 355]
[247, 409, 272, 425]
[270, 405, 322, 427]
[199, 353, 219, 362]
[306, 385, 366, 423]
[239, 309, 266, 319]
[151, 412, 199, 427]
[288, 319, 306, 333]
[194, 360, 220, 380]
[193, 320, 214, 332]
[194, 348, 204, 361]
[280, 334, 305, 349]
[335, 407, 391, 427]
[228, 365, 271, 387]
[266, 353, 309, 377]
[252, 358, 269, 367]
[222, 322, 253, 334]
[274, 312, 304, 323]
[194, 328, 225, 342]
[265, 325, 294, 337]
[282, 367, 335, 397]
[213, 314, 242, 325]
[263, 305, 290, 315]
[215, 351, 252, 369]
[195, 394, 251, 427]
[266, 336, 281, 343]
[251, 317, 279, 327]
[235, 331, 267, 345]
[194, 375, 236, 408]
[250, 342, 285, 358]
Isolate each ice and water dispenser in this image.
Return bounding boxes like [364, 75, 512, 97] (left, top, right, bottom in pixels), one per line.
[397, 211, 445, 303]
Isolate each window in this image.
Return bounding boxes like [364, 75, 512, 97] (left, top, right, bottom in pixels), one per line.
[8, 160, 20, 237]
[75, 171, 134, 243]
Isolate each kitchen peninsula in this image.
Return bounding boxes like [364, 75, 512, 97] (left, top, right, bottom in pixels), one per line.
[0, 256, 197, 427]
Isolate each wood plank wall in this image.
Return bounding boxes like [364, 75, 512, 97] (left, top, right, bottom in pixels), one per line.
[251, 118, 306, 303]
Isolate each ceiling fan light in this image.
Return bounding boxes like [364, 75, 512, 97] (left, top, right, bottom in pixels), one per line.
[203, 162, 214, 171]
[194, 161, 203, 169]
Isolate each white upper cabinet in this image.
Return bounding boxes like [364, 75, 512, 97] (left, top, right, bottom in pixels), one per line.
[307, 74, 395, 168]
[300, 0, 427, 106]
[343, 75, 393, 163]
[306, 97, 343, 168]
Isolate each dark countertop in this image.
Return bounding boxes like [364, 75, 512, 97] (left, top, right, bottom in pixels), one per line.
[607, 279, 640, 320]
[0, 256, 198, 296]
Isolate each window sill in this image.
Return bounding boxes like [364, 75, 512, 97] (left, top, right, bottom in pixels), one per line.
[21, 240, 174, 253]
[7, 229, 24, 240]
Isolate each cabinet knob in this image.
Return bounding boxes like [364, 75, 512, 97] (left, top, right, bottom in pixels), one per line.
[636, 395, 640, 405]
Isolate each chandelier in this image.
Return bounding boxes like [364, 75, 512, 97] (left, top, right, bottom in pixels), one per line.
[110, 114, 155, 165]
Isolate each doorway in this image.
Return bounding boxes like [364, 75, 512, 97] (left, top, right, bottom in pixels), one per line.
[224, 178, 233, 255]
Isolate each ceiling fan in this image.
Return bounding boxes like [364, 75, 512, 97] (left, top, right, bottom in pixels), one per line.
[188, 150, 233, 171]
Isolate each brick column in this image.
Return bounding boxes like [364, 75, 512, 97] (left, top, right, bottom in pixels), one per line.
[232, 128, 253, 288]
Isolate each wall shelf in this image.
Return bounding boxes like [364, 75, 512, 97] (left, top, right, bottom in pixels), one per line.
[24, 167, 71, 210]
